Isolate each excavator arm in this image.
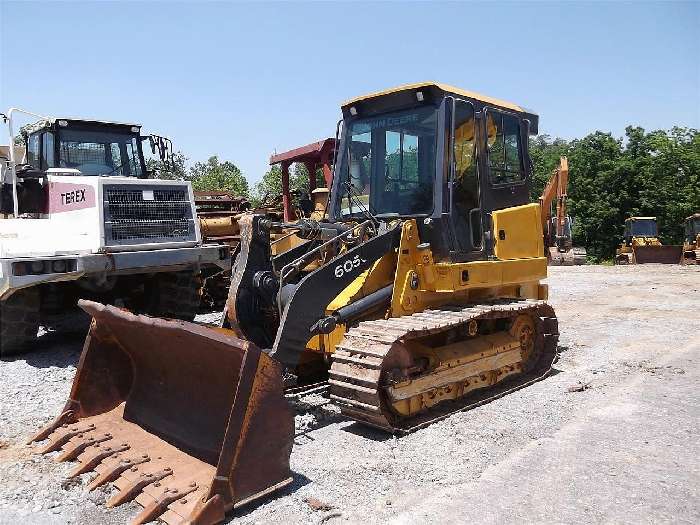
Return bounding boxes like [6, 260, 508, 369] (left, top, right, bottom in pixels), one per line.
[538, 156, 569, 250]
[538, 157, 586, 265]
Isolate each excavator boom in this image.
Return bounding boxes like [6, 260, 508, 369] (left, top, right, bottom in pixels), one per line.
[539, 157, 586, 265]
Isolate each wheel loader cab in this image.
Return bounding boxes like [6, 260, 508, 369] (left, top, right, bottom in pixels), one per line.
[329, 83, 539, 262]
[624, 217, 658, 245]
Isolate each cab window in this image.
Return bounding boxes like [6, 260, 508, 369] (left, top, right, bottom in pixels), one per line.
[41, 132, 55, 170]
[487, 111, 525, 185]
[27, 134, 40, 169]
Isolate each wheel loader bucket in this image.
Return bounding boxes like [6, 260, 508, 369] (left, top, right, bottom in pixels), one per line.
[632, 245, 683, 264]
[29, 300, 294, 525]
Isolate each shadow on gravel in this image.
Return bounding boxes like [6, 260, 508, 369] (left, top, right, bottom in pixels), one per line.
[290, 398, 344, 441]
[1, 328, 86, 369]
[341, 422, 394, 442]
[223, 471, 312, 522]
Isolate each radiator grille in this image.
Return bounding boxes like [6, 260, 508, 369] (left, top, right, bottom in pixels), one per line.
[103, 184, 197, 247]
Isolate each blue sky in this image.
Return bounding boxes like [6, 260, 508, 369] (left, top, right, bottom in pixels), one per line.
[1, 1, 698, 185]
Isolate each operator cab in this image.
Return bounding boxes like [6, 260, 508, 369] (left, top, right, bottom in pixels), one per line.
[329, 82, 539, 262]
[624, 217, 658, 244]
[2, 114, 172, 216]
[24, 118, 148, 177]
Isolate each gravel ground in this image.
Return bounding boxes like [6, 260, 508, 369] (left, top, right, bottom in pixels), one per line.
[0, 264, 698, 524]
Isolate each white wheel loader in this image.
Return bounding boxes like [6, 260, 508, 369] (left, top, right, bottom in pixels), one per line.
[0, 108, 230, 356]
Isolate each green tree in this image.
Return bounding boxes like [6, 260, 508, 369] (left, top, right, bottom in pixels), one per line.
[565, 127, 698, 260]
[254, 165, 283, 206]
[145, 150, 188, 180]
[526, 127, 699, 261]
[188, 156, 249, 196]
[253, 162, 324, 206]
[528, 135, 570, 201]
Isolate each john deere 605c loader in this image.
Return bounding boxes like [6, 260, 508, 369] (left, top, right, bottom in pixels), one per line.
[30, 83, 559, 524]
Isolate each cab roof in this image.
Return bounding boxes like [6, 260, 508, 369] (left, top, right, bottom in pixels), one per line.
[343, 82, 528, 113]
[26, 117, 141, 135]
[341, 82, 538, 133]
[627, 216, 657, 221]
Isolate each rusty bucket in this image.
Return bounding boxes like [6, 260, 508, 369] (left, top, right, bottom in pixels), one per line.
[29, 300, 294, 525]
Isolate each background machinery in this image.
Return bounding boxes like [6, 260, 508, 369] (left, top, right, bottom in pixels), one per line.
[0, 109, 229, 356]
[194, 191, 252, 308]
[538, 156, 586, 265]
[615, 216, 683, 264]
[682, 213, 699, 264]
[31, 83, 559, 524]
[194, 139, 337, 309]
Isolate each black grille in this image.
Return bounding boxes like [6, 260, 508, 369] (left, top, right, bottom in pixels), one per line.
[103, 185, 197, 247]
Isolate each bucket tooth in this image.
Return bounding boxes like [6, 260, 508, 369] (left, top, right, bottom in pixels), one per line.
[28, 410, 77, 444]
[131, 483, 199, 525]
[69, 443, 130, 478]
[88, 455, 151, 491]
[55, 432, 113, 462]
[107, 467, 172, 508]
[38, 424, 96, 454]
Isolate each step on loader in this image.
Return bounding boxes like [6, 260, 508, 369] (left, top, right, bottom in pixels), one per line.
[30, 83, 559, 524]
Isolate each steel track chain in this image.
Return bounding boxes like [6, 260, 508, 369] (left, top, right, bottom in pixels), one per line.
[328, 299, 559, 434]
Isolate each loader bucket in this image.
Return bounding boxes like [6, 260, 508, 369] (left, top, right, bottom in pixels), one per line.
[29, 300, 294, 525]
[632, 245, 683, 264]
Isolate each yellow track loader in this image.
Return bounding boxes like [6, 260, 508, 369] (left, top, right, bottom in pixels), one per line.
[615, 216, 683, 264]
[682, 213, 700, 264]
[31, 83, 559, 524]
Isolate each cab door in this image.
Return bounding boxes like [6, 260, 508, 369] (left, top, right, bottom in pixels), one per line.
[448, 98, 484, 261]
[479, 108, 530, 214]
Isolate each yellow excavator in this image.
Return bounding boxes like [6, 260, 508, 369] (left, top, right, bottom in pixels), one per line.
[682, 213, 700, 264]
[30, 83, 559, 524]
[538, 156, 587, 265]
[615, 216, 683, 264]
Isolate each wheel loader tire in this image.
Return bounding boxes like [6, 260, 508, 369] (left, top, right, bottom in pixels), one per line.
[0, 288, 40, 357]
[145, 271, 202, 321]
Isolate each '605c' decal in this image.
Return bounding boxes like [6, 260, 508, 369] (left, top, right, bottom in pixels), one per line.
[334, 254, 368, 278]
